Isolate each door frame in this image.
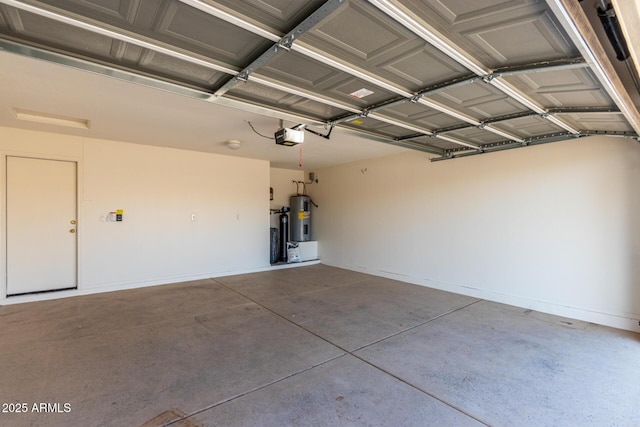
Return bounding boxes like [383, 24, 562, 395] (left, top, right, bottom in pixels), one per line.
[1, 152, 83, 301]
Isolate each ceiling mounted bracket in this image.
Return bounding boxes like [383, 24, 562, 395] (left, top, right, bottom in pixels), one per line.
[482, 74, 496, 83]
[277, 34, 295, 51]
[235, 70, 250, 83]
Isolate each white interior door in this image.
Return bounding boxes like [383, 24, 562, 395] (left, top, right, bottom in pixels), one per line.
[6, 156, 77, 295]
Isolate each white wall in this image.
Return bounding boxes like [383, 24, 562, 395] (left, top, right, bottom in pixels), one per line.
[308, 136, 640, 332]
[0, 126, 271, 300]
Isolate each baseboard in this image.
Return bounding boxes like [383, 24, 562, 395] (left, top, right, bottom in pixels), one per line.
[0, 259, 321, 306]
[325, 262, 640, 333]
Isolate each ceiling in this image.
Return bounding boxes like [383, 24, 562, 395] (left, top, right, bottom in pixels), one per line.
[0, 0, 639, 169]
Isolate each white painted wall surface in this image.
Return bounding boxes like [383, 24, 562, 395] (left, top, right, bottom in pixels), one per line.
[0, 127, 270, 301]
[82, 139, 270, 288]
[308, 136, 640, 332]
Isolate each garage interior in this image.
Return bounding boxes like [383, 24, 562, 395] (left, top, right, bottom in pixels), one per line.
[0, 0, 639, 426]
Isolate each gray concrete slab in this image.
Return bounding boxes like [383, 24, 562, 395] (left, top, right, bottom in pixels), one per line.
[216, 264, 372, 302]
[355, 300, 640, 427]
[0, 279, 250, 350]
[259, 276, 479, 351]
[0, 303, 343, 427]
[2, 265, 638, 427]
[183, 354, 484, 427]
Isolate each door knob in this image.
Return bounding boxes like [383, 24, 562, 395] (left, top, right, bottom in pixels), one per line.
[70, 220, 76, 225]
[69, 229, 76, 233]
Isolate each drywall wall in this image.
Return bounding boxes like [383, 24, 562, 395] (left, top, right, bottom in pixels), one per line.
[82, 138, 270, 288]
[308, 136, 640, 332]
[0, 126, 270, 300]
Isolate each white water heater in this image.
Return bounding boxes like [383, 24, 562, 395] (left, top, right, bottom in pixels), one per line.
[290, 195, 311, 241]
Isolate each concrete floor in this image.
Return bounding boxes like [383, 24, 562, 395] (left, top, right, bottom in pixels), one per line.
[1, 264, 638, 427]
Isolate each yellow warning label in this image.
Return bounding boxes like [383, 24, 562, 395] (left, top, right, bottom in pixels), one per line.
[298, 211, 305, 220]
